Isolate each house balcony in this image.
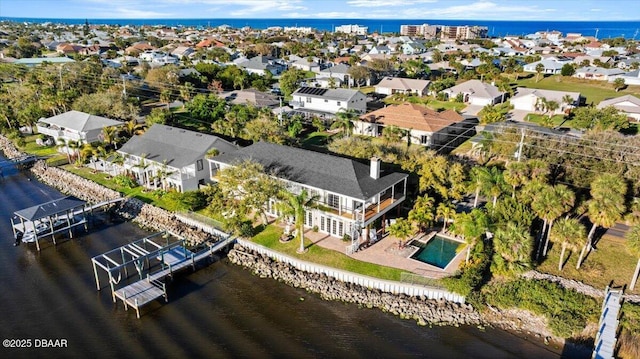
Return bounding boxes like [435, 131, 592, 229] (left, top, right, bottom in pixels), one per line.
[321, 192, 404, 223]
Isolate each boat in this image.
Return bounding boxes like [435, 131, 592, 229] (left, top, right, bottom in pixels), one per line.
[21, 222, 50, 243]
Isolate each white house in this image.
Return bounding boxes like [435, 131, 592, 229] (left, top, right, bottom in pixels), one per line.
[442, 80, 505, 106]
[290, 87, 367, 115]
[523, 58, 568, 74]
[597, 95, 640, 122]
[374, 77, 430, 96]
[208, 141, 408, 241]
[574, 67, 626, 81]
[116, 124, 237, 192]
[509, 88, 582, 114]
[36, 110, 123, 150]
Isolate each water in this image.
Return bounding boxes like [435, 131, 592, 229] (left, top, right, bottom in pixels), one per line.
[411, 235, 463, 269]
[0, 156, 569, 359]
[1, 17, 640, 39]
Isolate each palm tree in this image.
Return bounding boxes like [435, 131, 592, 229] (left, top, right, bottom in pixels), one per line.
[535, 63, 545, 82]
[469, 166, 489, 208]
[408, 194, 435, 233]
[101, 125, 118, 149]
[122, 119, 145, 138]
[66, 139, 82, 163]
[504, 161, 529, 198]
[550, 218, 585, 271]
[585, 174, 627, 251]
[626, 225, 640, 290]
[491, 222, 533, 276]
[436, 201, 456, 231]
[388, 218, 414, 248]
[277, 189, 318, 253]
[330, 108, 358, 137]
[542, 184, 575, 257]
[481, 167, 507, 207]
[134, 153, 150, 188]
[561, 94, 574, 113]
[57, 139, 72, 163]
[452, 209, 489, 263]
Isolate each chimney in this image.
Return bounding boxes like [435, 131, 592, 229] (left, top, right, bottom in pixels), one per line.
[370, 156, 381, 179]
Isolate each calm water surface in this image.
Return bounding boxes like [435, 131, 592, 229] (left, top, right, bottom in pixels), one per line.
[0, 156, 569, 359]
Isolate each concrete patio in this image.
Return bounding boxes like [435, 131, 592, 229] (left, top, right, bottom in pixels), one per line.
[296, 225, 466, 279]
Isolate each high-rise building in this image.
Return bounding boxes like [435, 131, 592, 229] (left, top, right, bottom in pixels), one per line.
[334, 24, 368, 35]
[440, 25, 488, 40]
[400, 24, 440, 38]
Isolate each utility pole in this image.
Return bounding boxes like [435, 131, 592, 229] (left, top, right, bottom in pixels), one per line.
[516, 128, 525, 162]
[122, 76, 127, 98]
[59, 65, 63, 89]
[278, 96, 283, 126]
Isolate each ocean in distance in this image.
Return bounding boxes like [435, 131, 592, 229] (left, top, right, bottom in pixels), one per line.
[2, 17, 640, 39]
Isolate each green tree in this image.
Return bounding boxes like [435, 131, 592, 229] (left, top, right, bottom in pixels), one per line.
[613, 77, 626, 92]
[388, 218, 414, 248]
[408, 195, 435, 232]
[503, 161, 529, 198]
[535, 63, 545, 83]
[626, 225, 640, 290]
[550, 218, 586, 271]
[571, 106, 629, 132]
[330, 108, 358, 137]
[560, 63, 575, 76]
[491, 222, 533, 276]
[452, 208, 490, 264]
[277, 189, 318, 253]
[278, 68, 305, 97]
[146, 108, 172, 126]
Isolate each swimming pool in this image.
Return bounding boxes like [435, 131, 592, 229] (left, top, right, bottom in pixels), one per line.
[410, 235, 463, 269]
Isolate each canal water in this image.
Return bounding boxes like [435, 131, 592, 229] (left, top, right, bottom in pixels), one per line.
[0, 157, 569, 359]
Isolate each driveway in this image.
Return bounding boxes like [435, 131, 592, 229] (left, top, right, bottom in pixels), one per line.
[461, 104, 484, 116]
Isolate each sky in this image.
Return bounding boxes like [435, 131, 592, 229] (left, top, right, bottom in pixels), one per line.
[1, 0, 639, 21]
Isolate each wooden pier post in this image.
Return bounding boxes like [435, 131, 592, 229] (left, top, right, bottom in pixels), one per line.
[92, 259, 101, 291]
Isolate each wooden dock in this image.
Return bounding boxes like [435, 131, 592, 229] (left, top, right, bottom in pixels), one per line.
[95, 234, 236, 318]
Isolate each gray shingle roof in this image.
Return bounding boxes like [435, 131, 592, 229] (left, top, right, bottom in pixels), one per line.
[211, 142, 407, 200]
[119, 124, 238, 168]
[39, 110, 123, 132]
[14, 196, 86, 221]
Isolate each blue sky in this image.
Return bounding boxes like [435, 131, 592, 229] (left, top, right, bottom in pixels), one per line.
[1, 0, 639, 21]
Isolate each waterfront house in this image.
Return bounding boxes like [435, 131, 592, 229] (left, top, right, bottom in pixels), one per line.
[36, 110, 123, 151]
[374, 77, 430, 96]
[597, 95, 640, 122]
[353, 103, 478, 150]
[208, 141, 408, 241]
[117, 124, 237, 192]
[290, 87, 367, 117]
[442, 80, 505, 106]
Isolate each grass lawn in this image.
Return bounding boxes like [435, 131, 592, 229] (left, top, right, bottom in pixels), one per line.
[252, 224, 408, 281]
[18, 134, 68, 163]
[62, 165, 186, 212]
[301, 131, 332, 148]
[524, 113, 569, 127]
[536, 236, 640, 295]
[516, 75, 640, 105]
[384, 95, 467, 112]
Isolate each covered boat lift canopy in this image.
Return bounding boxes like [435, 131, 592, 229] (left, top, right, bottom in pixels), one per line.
[11, 196, 88, 250]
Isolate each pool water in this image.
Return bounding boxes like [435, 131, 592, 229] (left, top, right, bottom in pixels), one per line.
[411, 235, 463, 269]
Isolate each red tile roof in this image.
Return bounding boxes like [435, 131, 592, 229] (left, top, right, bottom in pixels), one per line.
[359, 103, 462, 133]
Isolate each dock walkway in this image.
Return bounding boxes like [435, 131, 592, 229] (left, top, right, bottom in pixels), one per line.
[592, 286, 624, 359]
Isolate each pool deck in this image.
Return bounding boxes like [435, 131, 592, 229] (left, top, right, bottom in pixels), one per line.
[299, 226, 465, 279]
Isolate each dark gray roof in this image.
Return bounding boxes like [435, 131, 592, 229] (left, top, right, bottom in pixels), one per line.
[119, 124, 238, 168]
[211, 142, 407, 200]
[14, 196, 86, 221]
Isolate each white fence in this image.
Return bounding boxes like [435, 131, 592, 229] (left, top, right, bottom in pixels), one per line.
[236, 238, 465, 304]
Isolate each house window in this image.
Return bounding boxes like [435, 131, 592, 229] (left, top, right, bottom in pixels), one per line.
[338, 222, 344, 237]
[324, 99, 328, 103]
[320, 217, 325, 231]
[197, 159, 203, 171]
[327, 193, 339, 208]
[306, 97, 312, 103]
[337, 101, 341, 106]
[420, 135, 429, 145]
[306, 211, 313, 227]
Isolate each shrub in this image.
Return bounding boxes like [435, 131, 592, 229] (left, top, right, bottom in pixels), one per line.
[483, 278, 599, 337]
[113, 174, 138, 188]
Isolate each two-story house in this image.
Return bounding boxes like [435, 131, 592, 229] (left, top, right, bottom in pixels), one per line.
[290, 87, 367, 116]
[36, 110, 124, 151]
[208, 142, 408, 242]
[116, 124, 237, 192]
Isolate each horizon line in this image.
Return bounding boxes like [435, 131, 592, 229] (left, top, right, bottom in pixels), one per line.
[2, 16, 640, 22]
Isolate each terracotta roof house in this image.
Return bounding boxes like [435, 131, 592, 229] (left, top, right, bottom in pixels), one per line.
[442, 80, 505, 106]
[208, 141, 408, 241]
[354, 103, 478, 151]
[195, 38, 225, 48]
[36, 110, 123, 150]
[374, 77, 430, 96]
[117, 124, 238, 192]
[597, 95, 640, 122]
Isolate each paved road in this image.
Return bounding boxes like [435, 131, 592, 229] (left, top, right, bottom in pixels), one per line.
[605, 223, 630, 239]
